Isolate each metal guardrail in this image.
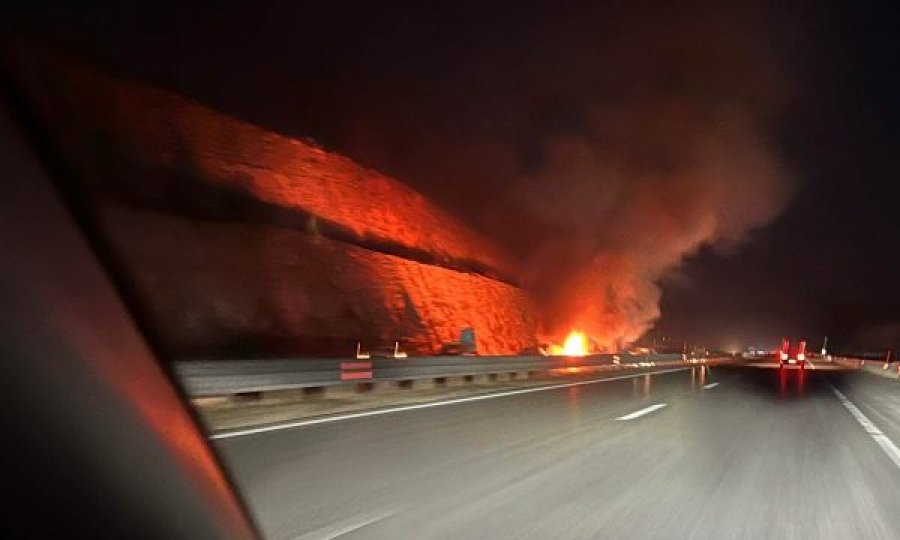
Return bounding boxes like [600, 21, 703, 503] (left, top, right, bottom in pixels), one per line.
[176, 358, 343, 396]
[176, 353, 688, 397]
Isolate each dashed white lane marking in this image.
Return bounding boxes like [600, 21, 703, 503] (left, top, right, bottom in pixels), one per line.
[292, 508, 398, 540]
[703, 382, 720, 389]
[616, 403, 668, 421]
[832, 386, 900, 469]
[212, 367, 691, 439]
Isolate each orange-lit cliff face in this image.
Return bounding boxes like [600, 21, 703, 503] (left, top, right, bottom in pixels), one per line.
[9, 52, 537, 357]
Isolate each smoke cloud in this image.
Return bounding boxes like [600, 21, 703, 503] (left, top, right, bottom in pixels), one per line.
[307, 2, 797, 349]
[505, 4, 794, 348]
[520, 104, 790, 348]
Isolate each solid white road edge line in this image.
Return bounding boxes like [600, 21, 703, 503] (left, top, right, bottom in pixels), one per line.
[212, 367, 691, 439]
[832, 386, 900, 469]
[292, 508, 398, 540]
[616, 403, 668, 421]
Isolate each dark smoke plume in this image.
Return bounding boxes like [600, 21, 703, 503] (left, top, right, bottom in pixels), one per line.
[498, 4, 795, 348]
[307, 2, 797, 349]
[346, 2, 796, 348]
[520, 102, 790, 348]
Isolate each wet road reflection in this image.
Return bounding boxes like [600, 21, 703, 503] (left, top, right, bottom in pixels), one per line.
[689, 366, 709, 390]
[632, 373, 652, 398]
[566, 385, 582, 421]
[778, 366, 807, 398]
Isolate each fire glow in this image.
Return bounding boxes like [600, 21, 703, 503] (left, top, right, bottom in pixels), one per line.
[550, 330, 590, 357]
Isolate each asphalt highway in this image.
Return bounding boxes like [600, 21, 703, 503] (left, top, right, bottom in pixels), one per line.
[215, 361, 900, 539]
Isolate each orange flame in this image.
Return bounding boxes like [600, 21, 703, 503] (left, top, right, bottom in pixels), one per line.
[550, 330, 590, 356]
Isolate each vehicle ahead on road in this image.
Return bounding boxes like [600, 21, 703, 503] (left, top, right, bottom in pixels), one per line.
[779, 338, 808, 369]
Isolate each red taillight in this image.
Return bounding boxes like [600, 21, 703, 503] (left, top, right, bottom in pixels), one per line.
[780, 352, 789, 361]
[797, 353, 806, 361]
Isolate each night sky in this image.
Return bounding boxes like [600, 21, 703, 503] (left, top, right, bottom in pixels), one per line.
[658, 0, 900, 351]
[7, 1, 900, 352]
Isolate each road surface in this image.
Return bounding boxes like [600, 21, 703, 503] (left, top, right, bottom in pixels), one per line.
[215, 362, 900, 539]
